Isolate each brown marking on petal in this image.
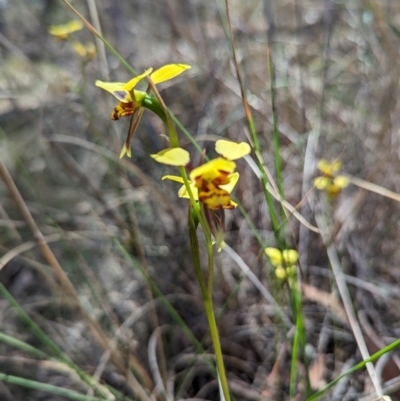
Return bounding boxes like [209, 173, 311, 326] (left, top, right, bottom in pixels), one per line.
[214, 171, 230, 186]
[198, 183, 231, 209]
[193, 176, 203, 188]
[111, 109, 133, 120]
[111, 109, 121, 120]
[120, 101, 134, 110]
[111, 102, 134, 120]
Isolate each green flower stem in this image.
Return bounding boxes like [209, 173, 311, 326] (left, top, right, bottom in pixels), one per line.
[188, 208, 207, 296]
[141, 96, 167, 123]
[204, 295, 231, 401]
[290, 300, 302, 399]
[199, 203, 215, 294]
[188, 211, 230, 401]
[150, 78, 230, 401]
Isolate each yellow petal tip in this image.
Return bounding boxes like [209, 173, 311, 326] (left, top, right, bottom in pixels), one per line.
[151, 148, 190, 166]
[150, 64, 191, 85]
[215, 140, 251, 160]
[119, 144, 131, 159]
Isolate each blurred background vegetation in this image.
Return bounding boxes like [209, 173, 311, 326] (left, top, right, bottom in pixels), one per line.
[2, 0, 400, 400]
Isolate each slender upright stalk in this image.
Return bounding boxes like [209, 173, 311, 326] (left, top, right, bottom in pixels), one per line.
[148, 71, 231, 401]
[204, 295, 230, 401]
[189, 212, 231, 401]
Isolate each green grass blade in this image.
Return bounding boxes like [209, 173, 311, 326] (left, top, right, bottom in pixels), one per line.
[0, 373, 105, 401]
[0, 283, 114, 400]
[307, 338, 400, 401]
[0, 332, 48, 359]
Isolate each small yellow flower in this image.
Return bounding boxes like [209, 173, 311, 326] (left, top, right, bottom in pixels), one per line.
[95, 68, 153, 120]
[95, 64, 191, 121]
[264, 247, 299, 280]
[162, 172, 239, 210]
[317, 159, 342, 177]
[153, 139, 249, 209]
[49, 20, 83, 40]
[189, 158, 236, 209]
[95, 64, 191, 158]
[71, 41, 96, 60]
[313, 159, 349, 196]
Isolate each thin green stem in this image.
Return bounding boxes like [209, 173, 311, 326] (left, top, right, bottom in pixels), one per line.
[188, 207, 208, 296]
[206, 236, 214, 294]
[289, 302, 301, 399]
[0, 373, 104, 401]
[265, 24, 284, 200]
[204, 295, 231, 401]
[221, 0, 282, 245]
[307, 338, 400, 401]
[0, 331, 48, 359]
[187, 190, 229, 401]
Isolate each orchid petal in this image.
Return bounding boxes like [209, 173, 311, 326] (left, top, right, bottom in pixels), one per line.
[313, 176, 330, 190]
[333, 176, 350, 189]
[220, 172, 239, 194]
[190, 158, 236, 182]
[178, 182, 198, 200]
[215, 140, 251, 160]
[282, 249, 299, 265]
[95, 81, 133, 102]
[119, 144, 132, 159]
[275, 267, 287, 280]
[123, 68, 153, 91]
[150, 64, 191, 84]
[162, 175, 185, 184]
[317, 159, 342, 176]
[151, 147, 190, 166]
[264, 247, 283, 267]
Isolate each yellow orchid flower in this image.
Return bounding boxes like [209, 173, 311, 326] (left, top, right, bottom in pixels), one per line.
[317, 159, 342, 177]
[153, 139, 249, 209]
[95, 64, 191, 121]
[95, 64, 191, 158]
[95, 68, 153, 120]
[264, 247, 299, 280]
[189, 158, 236, 209]
[313, 159, 349, 196]
[71, 41, 96, 60]
[162, 172, 239, 210]
[49, 20, 83, 40]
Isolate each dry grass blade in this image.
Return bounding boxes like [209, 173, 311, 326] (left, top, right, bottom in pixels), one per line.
[346, 175, 400, 203]
[148, 326, 173, 401]
[245, 155, 320, 233]
[0, 159, 153, 401]
[86, 0, 109, 79]
[315, 213, 384, 399]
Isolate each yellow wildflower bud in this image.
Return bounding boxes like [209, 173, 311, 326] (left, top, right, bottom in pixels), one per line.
[275, 267, 287, 280]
